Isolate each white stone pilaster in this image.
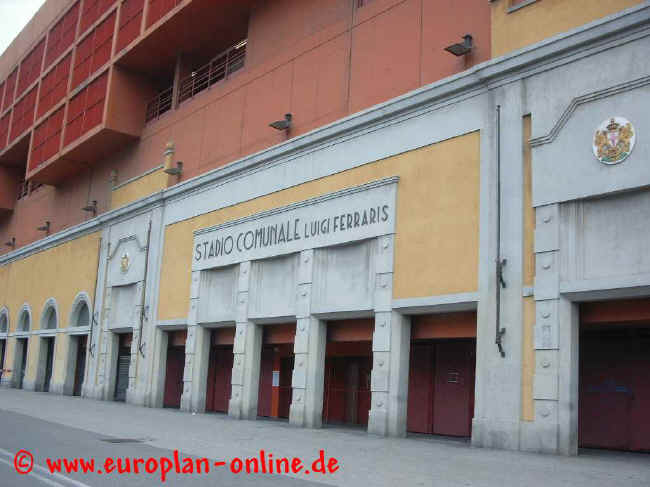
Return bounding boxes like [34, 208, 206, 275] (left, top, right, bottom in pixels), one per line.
[228, 261, 263, 420]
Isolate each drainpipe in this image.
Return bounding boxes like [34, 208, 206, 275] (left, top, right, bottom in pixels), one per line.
[137, 221, 152, 359]
[495, 105, 506, 358]
[87, 237, 103, 359]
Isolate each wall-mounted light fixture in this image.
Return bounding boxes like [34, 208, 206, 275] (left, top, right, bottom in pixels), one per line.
[269, 113, 292, 131]
[4, 237, 15, 249]
[37, 221, 50, 234]
[164, 161, 183, 176]
[444, 34, 473, 56]
[82, 200, 97, 216]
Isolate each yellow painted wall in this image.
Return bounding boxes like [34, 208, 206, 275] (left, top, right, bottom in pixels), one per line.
[492, 0, 644, 58]
[522, 115, 535, 422]
[111, 168, 168, 210]
[159, 132, 480, 320]
[25, 337, 41, 384]
[0, 232, 100, 331]
[51, 334, 69, 385]
[0, 232, 100, 385]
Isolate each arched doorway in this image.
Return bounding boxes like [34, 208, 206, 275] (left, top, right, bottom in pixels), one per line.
[14, 307, 31, 389]
[0, 309, 8, 386]
[68, 296, 91, 396]
[39, 301, 58, 392]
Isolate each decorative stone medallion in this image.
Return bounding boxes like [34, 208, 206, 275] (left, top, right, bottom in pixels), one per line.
[120, 252, 130, 274]
[593, 117, 636, 165]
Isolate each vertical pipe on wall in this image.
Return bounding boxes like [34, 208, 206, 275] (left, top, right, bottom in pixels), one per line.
[495, 105, 506, 358]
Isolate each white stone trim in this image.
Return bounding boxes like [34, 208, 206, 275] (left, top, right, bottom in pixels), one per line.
[529, 75, 650, 148]
[112, 164, 164, 191]
[32, 329, 59, 337]
[194, 177, 399, 235]
[16, 303, 32, 332]
[157, 319, 187, 329]
[560, 274, 650, 302]
[507, 0, 538, 14]
[0, 307, 8, 334]
[68, 292, 93, 328]
[392, 292, 479, 315]
[39, 297, 59, 331]
[66, 326, 91, 336]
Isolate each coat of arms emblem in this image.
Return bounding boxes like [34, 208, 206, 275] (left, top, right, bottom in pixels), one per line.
[593, 117, 636, 165]
[120, 252, 130, 273]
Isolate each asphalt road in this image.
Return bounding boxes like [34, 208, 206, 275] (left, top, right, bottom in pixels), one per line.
[0, 410, 325, 486]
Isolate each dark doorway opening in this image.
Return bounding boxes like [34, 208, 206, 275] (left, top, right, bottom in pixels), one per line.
[163, 330, 186, 408]
[72, 335, 87, 397]
[16, 338, 28, 389]
[206, 327, 235, 413]
[42, 337, 55, 392]
[323, 319, 373, 427]
[579, 299, 650, 452]
[0, 339, 5, 384]
[406, 312, 477, 437]
[114, 333, 132, 402]
[257, 323, 295, 419]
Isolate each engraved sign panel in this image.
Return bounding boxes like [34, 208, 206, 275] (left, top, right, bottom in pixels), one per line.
[193, 177, 398, 270]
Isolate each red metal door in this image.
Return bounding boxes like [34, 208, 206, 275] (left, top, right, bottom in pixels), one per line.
[356, 357, 371, 426]
[257, 346, 274, 417]
[206, 346, 233, 413]
[163, 346, 184, 408]
[278, 356, 293, 419]
[323, 356, 371, 425]
[407, 343, 434, 434]
[432, 340, 475, 437]
[579, 331, 650, 451]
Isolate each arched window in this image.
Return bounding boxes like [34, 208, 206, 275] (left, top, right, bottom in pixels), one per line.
[18, 309, 31, 332]
[43, 306, 57, 330]
[73, 302, 90, 327]
[0, 311, 7, 333]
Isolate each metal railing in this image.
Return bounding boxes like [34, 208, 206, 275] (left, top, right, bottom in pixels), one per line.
[178, 39, 246, 104]
[143, 39, 247, 124]
[16, 180, 43, 201]
[144, 86, 173, 123]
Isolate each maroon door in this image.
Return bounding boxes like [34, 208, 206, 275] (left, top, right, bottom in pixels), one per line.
[163, 346, 185, 408]
[356, 358, 371, 425]
[257, 346, 274, 417]
[407, 343, 434, 434]
[206, 346, 233, 413]
[278, 356, 294, 418]
[432, 341, 475, 437]
[579, 331, 650, 451]
[323, 355, 371, 426]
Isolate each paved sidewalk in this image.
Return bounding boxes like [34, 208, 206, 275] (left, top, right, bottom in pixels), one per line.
[0, 389, 648, 487]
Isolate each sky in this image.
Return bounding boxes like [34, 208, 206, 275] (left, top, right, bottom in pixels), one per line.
[0, 0, 47, 56]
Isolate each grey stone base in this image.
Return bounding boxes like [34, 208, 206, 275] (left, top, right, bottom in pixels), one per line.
[520, 420, 559, 454]
[367, 408, 388, 436]
[48, 381, 65, 395]
[471, 418, 521, 451]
